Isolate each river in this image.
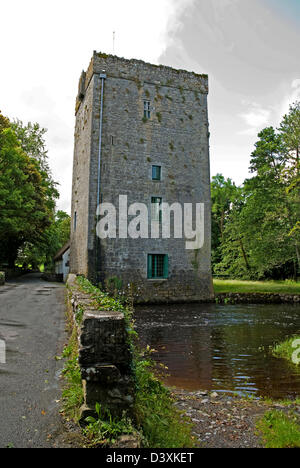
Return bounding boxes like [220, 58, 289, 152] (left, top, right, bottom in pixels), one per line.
[134, 303, 300, 399]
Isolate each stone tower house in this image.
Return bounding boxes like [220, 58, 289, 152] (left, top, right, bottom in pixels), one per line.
[70, 52, 214, 303]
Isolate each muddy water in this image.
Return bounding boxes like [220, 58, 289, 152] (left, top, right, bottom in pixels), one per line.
[134, 303, 300, 399]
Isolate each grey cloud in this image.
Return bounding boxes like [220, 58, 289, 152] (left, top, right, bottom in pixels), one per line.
[160, 0, 299, 95]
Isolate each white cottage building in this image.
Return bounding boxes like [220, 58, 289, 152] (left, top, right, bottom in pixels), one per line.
[54, 241, 70, 282]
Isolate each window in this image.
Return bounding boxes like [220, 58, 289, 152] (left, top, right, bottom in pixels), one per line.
[151, 196, 162, 223]
[144, 100, 151, 119]
[148, 254, 168, 279]
[152, 165, 161, 181]
[74, 211, 77, 231]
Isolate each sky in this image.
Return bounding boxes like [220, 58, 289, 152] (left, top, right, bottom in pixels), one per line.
[1, 0, 299, 212]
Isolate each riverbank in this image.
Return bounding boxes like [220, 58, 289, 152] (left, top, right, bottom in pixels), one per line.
[273, 335, 300, 365]
[172, 389, 300, 448]
[214, 279, 300, 295]
[214, 279, 300, 304]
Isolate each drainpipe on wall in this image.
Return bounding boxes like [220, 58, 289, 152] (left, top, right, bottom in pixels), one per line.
[95, 71, 106, 282]
[97, 71, 106, 208]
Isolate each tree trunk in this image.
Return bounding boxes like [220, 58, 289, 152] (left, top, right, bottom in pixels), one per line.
[239, 238, 250, 270]
[295, 243, 300, 278]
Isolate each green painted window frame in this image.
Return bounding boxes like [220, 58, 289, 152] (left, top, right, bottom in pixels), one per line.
[147, 254, 169, 279]
[152, 165, 161, 181]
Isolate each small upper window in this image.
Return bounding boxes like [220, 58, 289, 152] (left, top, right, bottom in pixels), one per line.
[152, 165, 161, 181]
[144, 101, 151, 119]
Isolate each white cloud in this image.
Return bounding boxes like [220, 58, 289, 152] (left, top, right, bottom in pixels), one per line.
[239, 104, 271, 135]
[292, 79, 300, 89]
[1, 0, 191, 212]
[279, 79, 300, 118]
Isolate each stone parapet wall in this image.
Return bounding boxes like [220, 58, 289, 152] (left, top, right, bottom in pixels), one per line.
[67, 274, 135, 419]
[216, 292, 300, 304]
[83, 51, 208, 98]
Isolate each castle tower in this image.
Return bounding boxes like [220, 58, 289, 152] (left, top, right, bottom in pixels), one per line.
[70, 52, 214, 303]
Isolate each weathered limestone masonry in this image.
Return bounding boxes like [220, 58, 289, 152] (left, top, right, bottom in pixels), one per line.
[70, 52, 214, 303]
[0, 272, 5, 286]
[67, 274, 135, 419]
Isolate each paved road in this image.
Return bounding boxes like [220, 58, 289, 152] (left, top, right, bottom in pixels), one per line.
[0, 274, 67, 448]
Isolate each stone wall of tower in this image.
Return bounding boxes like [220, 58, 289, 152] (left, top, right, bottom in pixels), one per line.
[70, 71, 96, 277]
[70, 52, 214, 303]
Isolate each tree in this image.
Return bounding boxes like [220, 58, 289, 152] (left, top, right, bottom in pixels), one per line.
[279, 101, 300, 176]
[17, 211, 70, 270]
[213, 186, 252, 278]
[278, 102, 300, 269]
[0, 112, 59, 268]
[214, 102, 300, 280]
[211, 174, 241, 272]
[0, 111, 10, 134]
[10, 119, 49, 171]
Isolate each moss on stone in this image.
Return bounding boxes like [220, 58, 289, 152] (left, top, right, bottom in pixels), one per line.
[156, 112, 162, 123]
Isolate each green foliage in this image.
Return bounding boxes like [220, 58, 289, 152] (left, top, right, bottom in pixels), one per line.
[105, 276, 123, 295]
[11, 119, 49, 172]
[84, 403, 137, 446]
[133, 356, 195, 448]
[256, 410, 300, 448]
[0, 112, 60, 268]
[76, 275, 127, 313]
[75, 305, 84, 325]
[213, 278, 300, 295]
[211, 174, 242, 272]
[61, 308, 84, 421]
[16, 210, 70, 270]
[0, 111, 10, 133]
[272, 335, 300, 366]
[213, 102, 300, 280]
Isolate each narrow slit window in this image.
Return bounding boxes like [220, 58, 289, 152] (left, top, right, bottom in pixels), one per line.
[144, 100, 151, 119]
[74, 211, 77, 232]
[152, 165, 161, 181]
[151, 196, 162, 223]
[147, 254, 168, 279]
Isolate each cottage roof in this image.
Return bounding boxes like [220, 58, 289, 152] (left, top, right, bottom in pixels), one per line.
[54, 241, 70, 262]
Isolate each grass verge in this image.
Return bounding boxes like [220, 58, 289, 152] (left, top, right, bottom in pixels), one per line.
[60, 299, 84, 422]
[213, 279, 300, 295]
[133, 355, 195, 448]
[256, 410, 300, 448]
